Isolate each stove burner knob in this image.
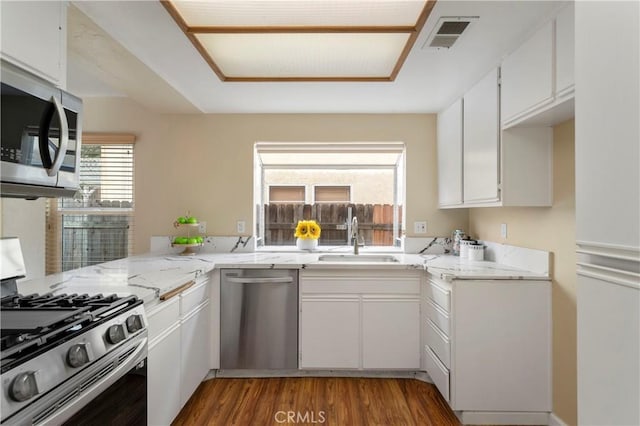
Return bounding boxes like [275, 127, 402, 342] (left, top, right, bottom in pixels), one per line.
[126, 314, 144, 333]
[67, 343, 90, 368]
[10, 371, 39, 402]
[106, 324, 126, 344]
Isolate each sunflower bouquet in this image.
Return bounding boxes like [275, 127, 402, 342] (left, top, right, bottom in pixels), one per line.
[294, 220, 321, 240]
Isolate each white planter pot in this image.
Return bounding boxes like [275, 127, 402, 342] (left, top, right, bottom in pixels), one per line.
[296, 238, 318, 251]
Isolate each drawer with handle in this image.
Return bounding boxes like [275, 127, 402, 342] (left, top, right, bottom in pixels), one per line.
[425, 318, 451, 369]
[425, 278, 451, 312]
[425, 345, 450, 403]
[181, 280, 209, 315]
[424, 297, 451, 336]
[147, 297, 180, 342]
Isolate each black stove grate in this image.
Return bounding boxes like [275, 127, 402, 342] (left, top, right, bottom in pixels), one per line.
[0, 292, 142, 373]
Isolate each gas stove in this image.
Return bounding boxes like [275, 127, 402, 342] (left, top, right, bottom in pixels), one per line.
[0, 292, 147, 425]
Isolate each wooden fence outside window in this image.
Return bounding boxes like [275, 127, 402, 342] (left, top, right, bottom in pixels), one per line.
[264, 203, 402, 246]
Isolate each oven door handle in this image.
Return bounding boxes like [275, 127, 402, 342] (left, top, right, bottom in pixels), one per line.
[225, 276, 294, 284]
[33, 336, 147, 426]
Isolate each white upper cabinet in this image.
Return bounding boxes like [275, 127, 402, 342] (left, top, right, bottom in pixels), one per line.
[463, 68, 500, 204]
[0, 1, 67, 87]
[500, 21, 555, 125]
[436, 67, 553, 208]
[501, 127, 553, 207]
[437, 99, 463, 207]
[500, 5, 575, 128]
[555, 3, 575, 97]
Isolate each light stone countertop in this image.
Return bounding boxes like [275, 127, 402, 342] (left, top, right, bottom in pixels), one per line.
[424, 255, 550, 281]
[16, 250, 549, 307]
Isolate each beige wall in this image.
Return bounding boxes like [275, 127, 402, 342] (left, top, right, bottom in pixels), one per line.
[468, 119, 576, 425]
[1, 198, 47, 280]
[83, 97, 468, 253]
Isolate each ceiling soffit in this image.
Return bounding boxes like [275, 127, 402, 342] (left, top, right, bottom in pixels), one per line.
[161, 0, 436, 82]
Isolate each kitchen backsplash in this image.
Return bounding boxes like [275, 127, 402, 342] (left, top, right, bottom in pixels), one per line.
[150, 236, 254, 254]
[151, 235, 452, 255]
[481, 240, 550, 275]
[403, 237, 451, 254]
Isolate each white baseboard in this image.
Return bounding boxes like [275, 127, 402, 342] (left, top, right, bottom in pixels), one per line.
[549, 412, 569, 426]
[212, 369, 422, 379]
[413, 371, 432, 383]
[457, 411, 550, 425]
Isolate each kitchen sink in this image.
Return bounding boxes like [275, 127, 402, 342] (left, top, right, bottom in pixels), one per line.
[317, 254, 399, 263]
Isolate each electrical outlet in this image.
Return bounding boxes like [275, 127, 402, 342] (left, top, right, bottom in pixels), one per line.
[236, 220, 246, 234]
[198, 221, 206, 234]
[501, 223, 508, 239]
[414, 221, 427, 234]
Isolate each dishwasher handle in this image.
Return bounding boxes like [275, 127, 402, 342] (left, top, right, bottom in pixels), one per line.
[225, 276, 294, 284]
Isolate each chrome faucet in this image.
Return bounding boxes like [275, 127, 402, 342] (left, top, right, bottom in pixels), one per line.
[351, 216, 362, 254]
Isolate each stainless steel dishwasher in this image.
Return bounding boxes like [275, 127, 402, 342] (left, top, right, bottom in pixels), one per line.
[220, 269, 298, 369]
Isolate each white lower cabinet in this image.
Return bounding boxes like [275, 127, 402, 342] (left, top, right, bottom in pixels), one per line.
[362, 297, 420, 369]
[299, 269, 421, 370]
[147, 273, 212, 425]
[300, 297, 360, 369]
[423, 275, 551, 423]
[180, 300, 211, 406]
[147, 298, 182, 426]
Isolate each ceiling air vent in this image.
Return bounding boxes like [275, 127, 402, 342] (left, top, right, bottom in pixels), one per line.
[422, 16, 479, 50]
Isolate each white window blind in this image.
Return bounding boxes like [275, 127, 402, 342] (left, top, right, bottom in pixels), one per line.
[46, 134, 135, 274]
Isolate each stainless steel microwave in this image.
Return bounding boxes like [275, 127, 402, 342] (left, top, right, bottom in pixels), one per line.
[1, 60, 83, 199]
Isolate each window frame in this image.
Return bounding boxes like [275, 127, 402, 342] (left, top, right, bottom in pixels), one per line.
[46, 133, 136, 274]
[254, 142, 405, 250]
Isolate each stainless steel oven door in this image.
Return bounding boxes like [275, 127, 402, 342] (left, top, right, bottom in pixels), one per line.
[4, 332, 147, 426]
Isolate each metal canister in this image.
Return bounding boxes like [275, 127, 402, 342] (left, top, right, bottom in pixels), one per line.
[452, 229, 465, 256]
[459, 238, 477, 259]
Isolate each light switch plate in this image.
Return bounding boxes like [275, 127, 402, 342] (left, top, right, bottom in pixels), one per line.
[414, 221, 427, 234]
[198, 221, 206, 234]
[501, 223, 508, 239]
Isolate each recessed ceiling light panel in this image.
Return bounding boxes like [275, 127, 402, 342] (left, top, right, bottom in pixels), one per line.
[162, 0, 437, 82]
[196, 32, 411, 79]
[170, 1, 428, 28]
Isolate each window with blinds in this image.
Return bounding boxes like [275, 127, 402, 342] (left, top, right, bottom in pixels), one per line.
[46, 134, 135, 274]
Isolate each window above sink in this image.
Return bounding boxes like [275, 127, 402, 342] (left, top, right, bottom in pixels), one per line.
[254, 142, 406, 251]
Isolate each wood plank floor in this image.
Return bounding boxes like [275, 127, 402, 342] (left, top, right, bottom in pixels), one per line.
[172, 377, 461, 426]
